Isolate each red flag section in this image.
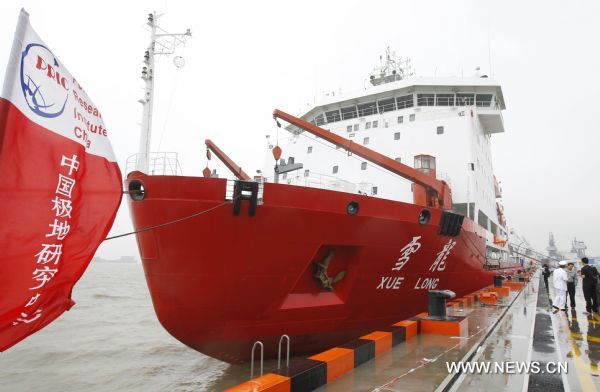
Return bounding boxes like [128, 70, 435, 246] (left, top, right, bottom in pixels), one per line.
[0, 10, 122, 351]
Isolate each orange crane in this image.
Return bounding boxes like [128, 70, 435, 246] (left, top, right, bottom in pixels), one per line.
[272, 109, 453, 209]
[204, 139, 251, 181]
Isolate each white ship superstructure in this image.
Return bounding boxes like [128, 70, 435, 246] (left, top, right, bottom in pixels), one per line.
[266, 51, 510, 263]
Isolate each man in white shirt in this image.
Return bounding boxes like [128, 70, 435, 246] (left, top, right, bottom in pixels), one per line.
[553, 260, 568, 312]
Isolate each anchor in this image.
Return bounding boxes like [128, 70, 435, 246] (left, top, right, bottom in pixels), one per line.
[313, 250, 346, 291]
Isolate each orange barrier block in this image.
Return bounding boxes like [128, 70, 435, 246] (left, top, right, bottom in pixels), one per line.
[361, 331, 393, 356]
[446, 301, 460, 315]
[420, 317, 469, 337]
[310, 347, 354, 383]
[490, 287, 510, 297]
[479, 292, 498, 304]
[504, 282, 525, 291]
[225, 373, 290, 392]
[466, 294, 476, 305]
[394, 320, 418, 340]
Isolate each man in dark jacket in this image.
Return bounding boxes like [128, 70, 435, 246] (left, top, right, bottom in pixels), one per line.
[566, 262, 578, 309]
[580, 257, 598, 313]
[542, 264, 551, 291]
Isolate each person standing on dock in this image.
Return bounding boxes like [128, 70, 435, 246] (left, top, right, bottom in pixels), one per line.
[543, 264, 552, 291]
[552, 261, 568, 312]
[580, 257, 599, 313]
[566, 262, 578, 309]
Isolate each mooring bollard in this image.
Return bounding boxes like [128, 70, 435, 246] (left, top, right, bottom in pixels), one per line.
[494, 275, 504, 287]
[428, 290, 456, 318]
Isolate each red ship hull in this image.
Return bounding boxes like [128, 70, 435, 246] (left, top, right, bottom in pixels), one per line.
[126, 172, 518, 364]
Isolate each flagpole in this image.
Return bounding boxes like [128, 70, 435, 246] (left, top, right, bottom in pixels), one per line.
[0, 9, 29, 155]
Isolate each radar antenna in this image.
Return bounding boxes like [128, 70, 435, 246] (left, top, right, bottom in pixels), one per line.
[369, 47, 414, 86]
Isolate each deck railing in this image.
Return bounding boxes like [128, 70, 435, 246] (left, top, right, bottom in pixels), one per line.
[125, 152, 184, 176]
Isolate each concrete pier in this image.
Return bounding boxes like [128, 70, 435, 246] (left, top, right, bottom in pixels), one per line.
[226, 269, 600, 391]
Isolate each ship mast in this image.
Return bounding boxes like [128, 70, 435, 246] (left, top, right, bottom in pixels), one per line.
[137, 12, 191, 173]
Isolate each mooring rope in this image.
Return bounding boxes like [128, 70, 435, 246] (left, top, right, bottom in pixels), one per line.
[104, 197, 238, 241]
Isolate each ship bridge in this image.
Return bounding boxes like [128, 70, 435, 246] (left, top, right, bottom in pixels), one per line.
[294, 76, 505, 136]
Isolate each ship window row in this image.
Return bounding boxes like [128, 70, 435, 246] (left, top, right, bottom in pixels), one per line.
[416, 93, 493, 107]
[344, 120, 382, 132]
[309, 123, 444, 156]
[311, 92, 494, 125]
[313, 94, 414, 125]
[328, 157, 404, 175]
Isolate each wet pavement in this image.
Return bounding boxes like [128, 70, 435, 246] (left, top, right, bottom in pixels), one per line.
[321, 270, 600, 391]
[316, 280, 537, 391]
[549, 273, 600, 392]
[223, 270, 600, 391]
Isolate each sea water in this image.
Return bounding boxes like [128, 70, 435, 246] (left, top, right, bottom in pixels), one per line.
[0, 262, 255, 391]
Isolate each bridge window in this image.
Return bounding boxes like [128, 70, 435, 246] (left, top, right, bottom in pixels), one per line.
[394, 132, 400, 140]
[361, 162, 367, 170]
[452, 202, 475, 219]
[477, 210, 489, 230]
[396, 94, 414, 109]
[325, 110, 341, 123]
[363, 137, 370, 145]
[332, 165, 338, 174]
[372, 120, 378, 128]
[353, 124, 359, 131]
[358, 102, 377, 117]
[378, 98, 396, 113]
[341, 106, 358, 120]
[397, 116, 404, 123]
[366, 122, 371, 129]
[415, 156, 435, 170]
[491, 221, 498, 235]
[437, 126, 444, 134]
[456, 93, 475, 106]
[417, 94, 435, 106]
[436, 94, 454, 106]
[347, 125, 352, 132]
[314, 114, 325, 126]
[475, 94, 493, 107]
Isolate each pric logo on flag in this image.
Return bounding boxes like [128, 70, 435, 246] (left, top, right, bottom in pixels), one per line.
[20, 43, 69, 118]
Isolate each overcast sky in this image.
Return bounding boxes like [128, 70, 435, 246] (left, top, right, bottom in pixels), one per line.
[1, 0, 598, 259]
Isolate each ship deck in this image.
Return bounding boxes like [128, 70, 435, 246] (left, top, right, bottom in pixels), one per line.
[217, 270, 600, 391]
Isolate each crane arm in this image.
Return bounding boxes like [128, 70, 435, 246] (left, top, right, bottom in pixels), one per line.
[205, 139, 251, 181]
[272, 109, 452, 209]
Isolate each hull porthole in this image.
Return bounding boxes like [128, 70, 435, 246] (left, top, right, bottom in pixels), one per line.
[346, 201, 359, 215]
[128, 180, 146, 201]
[419, 209, 431, 224]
